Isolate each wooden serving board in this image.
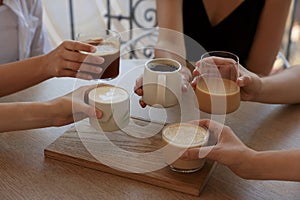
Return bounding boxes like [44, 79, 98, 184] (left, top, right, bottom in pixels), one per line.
[44, 118, 216, 196]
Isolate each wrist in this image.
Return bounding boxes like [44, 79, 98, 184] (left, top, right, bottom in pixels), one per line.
[245, 150, 284, 180]
[47, 98, 69, 127]
[33, 102, 55, 127]
[253, 77, 267, 102]
[37, 54, 53, 79]
[232, 148, 258, 179]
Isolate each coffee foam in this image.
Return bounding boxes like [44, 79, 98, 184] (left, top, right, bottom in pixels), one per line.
[89, 86, 128, 104]
[80, 41, 119, 56]
[93, 41, 119, 56]
[163, 123, 209, 147]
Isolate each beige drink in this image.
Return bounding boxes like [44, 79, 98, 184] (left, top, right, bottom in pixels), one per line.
[162, 123, 209, 173]
[88, 85, 130, 132]
[195, 77, 240, 114]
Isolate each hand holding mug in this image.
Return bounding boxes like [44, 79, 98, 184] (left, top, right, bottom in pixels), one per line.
[77, 30, 121, 80]
[134, 58, 189, 108]
[180, 119, 255, 179]
[88, 84, 130, 132]
[43, 40, 105, 80]
[192, 57, 263, 102]
[49, 84, 103, 127]
[192, 51, 240, 114]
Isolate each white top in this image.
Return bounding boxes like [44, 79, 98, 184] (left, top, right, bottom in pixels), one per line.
[0, 0, 52, 64]
[0, 5, 19, 64]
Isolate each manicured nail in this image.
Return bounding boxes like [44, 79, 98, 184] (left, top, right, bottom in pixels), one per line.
[98, 57, 105, 64]
[91, 46, 97, 52]
[182, 84, 188, 92]
[96, 110, 102, 119]
[96, 67, 102, 73]
[179, 150, 188, 160]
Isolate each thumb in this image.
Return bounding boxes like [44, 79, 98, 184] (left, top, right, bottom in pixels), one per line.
[180, 145, 215, 160]
[237, 75, 251, 87]
[73, 101, 102, 119]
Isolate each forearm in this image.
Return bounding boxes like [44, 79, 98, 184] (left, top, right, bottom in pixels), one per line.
[255, 66, 300, 104]
[246, 0, 291, 76]
[247, 149, 300, 181]
[0, 55, 50, 97]
[156, 0, 185, 60]
[0, 102, 55, 132]
[155, 0, 192, 80]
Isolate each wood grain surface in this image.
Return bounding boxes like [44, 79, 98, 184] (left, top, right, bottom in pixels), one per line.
[1, 60, 300, 200]
[44, 118, 216, 196]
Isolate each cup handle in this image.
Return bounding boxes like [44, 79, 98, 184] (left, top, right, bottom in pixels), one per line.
[156, 74, 166, 105]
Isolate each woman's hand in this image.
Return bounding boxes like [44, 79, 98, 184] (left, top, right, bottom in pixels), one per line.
[134, 75, 147, 108]
[49, 84, 102, 126]
[181, 119, 256, 179]
[191, 57, 264, 102]
[43, 40, 105, 80]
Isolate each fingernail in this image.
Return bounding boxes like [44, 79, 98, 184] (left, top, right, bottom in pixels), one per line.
[179, 150, 188, 159]
[137, 88, 143, 95]
[98, 57, 105, 63]
[141, 102, 146, 108]
[96, 110, 102, 119]
[182, 84, 188, 92]
[96, 67, 102, 73]
[91, 46, 97, 52]
[237, 77, 245, 87]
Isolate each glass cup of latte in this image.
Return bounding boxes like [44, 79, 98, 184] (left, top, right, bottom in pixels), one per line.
[162, 123, 210, 173]
[77, 30, 121, 80]
[195, 51, 240, 114]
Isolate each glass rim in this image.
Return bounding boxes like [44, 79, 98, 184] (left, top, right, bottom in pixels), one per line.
[162, 123, 209, 147]
[145, 58, 182, 72]
[201, 51, 239, 64]
[76, 29, 121, 40]
[88, 85, 129, 104]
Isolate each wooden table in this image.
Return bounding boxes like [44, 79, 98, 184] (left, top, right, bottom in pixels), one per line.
[1, 59, 300, 200]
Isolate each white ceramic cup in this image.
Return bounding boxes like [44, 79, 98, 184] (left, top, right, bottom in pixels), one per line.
[142, 58, 182, 108]
[88, 84, 130, 132]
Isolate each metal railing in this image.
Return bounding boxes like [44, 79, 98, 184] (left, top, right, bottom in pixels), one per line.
[68, 0, 297, 60]
[105, 0, 157, 58]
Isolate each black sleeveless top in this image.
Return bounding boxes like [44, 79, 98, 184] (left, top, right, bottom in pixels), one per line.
[182, 0, 265, 66]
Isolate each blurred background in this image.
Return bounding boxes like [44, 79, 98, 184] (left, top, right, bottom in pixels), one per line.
[42, 0, 300, 70]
